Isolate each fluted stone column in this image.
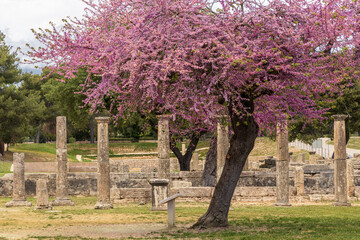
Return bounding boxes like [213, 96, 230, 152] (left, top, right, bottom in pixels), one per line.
[216, 116, 229, 182]
[94, 117, 113, 209]
[274, 120, 291, 206]
[51, 116, 74, 206]
[157, 115, 170, 179]
[6, 153, 32, 207]
[333, 115, 351, 206]
[35, 179, 52, 210]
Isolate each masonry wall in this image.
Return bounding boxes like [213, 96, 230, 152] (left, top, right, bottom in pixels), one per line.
[1, 167, 358, 197]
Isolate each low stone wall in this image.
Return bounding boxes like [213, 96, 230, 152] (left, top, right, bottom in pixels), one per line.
[1, 166, 359, 199]
[23, 158, 180, 173]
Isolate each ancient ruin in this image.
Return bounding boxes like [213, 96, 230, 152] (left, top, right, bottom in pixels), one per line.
[5, 153, 32, 207]
[332, 115, 351, 206]
[94, 117, 113, 209]
[35, 179, 52, 210]
[274, 119, 291, 206]
[51, 116, 74, 206]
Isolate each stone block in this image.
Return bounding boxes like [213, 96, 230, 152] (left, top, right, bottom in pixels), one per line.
[172, 181, 192, 188]
[233, 187, 276, 197]
[170, 187, 213, 197]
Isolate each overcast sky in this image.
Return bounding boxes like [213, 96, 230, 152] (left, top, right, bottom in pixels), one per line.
[0, 0, 87, 73]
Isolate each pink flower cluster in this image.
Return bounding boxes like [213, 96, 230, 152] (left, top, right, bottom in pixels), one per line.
[27, 0, 360, 132]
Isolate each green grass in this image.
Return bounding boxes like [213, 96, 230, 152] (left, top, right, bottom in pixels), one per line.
[1, 197, 360, 239]
[327, 137, 360, 150]
[0, 161, 12, 177]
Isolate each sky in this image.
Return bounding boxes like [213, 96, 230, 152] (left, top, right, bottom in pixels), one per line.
[0, 0, 87, 73]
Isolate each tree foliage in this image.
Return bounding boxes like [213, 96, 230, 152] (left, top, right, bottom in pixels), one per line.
[27, 0, 360, 227]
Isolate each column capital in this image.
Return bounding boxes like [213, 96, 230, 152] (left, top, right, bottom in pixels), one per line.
[95, 116, 110, 123]
[332, 114, 348, 121]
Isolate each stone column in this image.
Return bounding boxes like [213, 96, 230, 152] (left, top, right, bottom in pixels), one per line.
[333, 115, 351, 206]
[294, 167, 304, 196]
[157, 115, 171, 179]
[94, 117, 113, 209]
[35, 179, 52, 210]
[216, 116, 229, 182]
[51, 116, 74, 206]
[191, 150, 200, 171]
[6, 153, 32, 207]
[274, 119, 291, 206]
[149, 179, 169, 211]
[347, 159, 355, 197]
[309, 151, 317, 164]
[181, 142, 186, 156]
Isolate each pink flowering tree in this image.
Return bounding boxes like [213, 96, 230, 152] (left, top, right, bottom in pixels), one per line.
[27, 0, 360, 227]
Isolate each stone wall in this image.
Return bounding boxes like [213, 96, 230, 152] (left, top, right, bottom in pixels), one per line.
[1, 167, 359, 199]
[23, 159, 180, 173]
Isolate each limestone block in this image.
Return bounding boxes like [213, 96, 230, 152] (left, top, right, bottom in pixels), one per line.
[170, 187, 213, 197]
[172, 181, 192, 188]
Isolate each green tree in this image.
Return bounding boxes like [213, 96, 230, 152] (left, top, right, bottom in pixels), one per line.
[41, 68, 95, 142]
[0, 32, 44, 153]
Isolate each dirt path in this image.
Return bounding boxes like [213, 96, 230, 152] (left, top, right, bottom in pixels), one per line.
[0, 223, 167, 239]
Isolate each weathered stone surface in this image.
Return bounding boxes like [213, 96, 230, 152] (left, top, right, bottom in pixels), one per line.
[149, 179, 169, 211]
[171, 187, 213, 197]
[275, 120, 291, 207]
[35, 179, 52, 210]
[294, 167, 304, 196]
[157, 115, 171, 179]
[216, 116, 229, 182]
[303, 165, 334, 174]
[52, 116, 74, 207]
[332, 114, 351, 206]
[234, 187, 276, 197]
[172, 181, 192, 188]
[94, 117, 113, 209]
[347, 159, 355, 197]
[298, 153, 306, 163]
[191, 150, 200, 171]
[6, 153, 32, 207]
[111, 188, 152, 201]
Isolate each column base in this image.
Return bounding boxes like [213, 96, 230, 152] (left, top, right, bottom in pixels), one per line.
[5, 200, 32, 207]
[34, 205, 53, 210]
[51, 198, 74, 206]
[332, 202, 351, 207]
[94, 201, 113, 209]
[274, 202, 292, 207]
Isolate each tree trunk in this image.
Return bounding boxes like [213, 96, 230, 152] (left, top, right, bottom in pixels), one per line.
[170, 132, 204, 171]
[0, 139, 4, 156]
[35, 122, 44, 144]
[202, 135, 217, 187]
[90, 115, 95, 144]
[193, 110, 259, 228]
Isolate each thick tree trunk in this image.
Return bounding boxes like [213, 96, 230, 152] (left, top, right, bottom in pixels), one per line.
[0, 139, 4, 156]
[202, 135, 217, 187]
[193, 111, 259, 228]
[35, 122, 44, 144]
[90, 115, 95, 144]
[170, 133, 203, 171]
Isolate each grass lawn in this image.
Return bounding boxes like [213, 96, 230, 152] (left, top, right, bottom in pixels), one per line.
[0, 197, 360, 239]
[327, 137, 360, 150]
